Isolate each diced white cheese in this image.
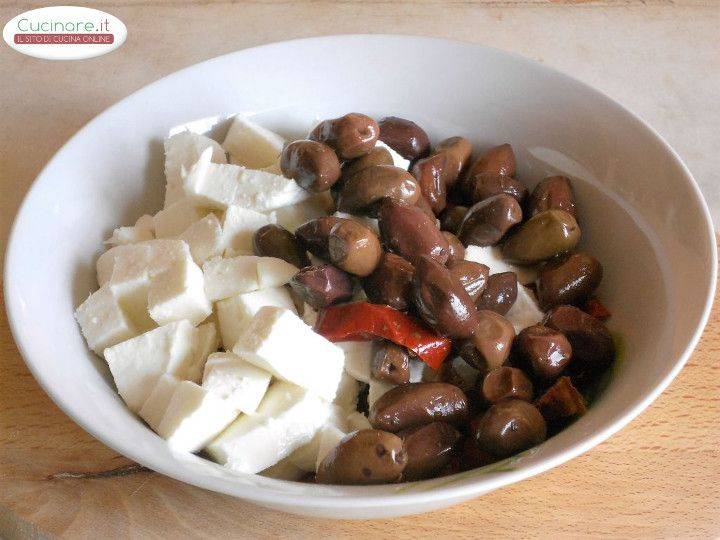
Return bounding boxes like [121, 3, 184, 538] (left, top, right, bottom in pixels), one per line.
[147, 256, 212, 327]
[202, 256, 261, 301]
[375, 140, 411, 171]
[368, 377, 396, 407]
[104, 320, 197, 412]
[222, 115, 285, 169]
[339, 341, 376, 383]
[506, 284, 545, 334]
[139, 374, 180, 432]
[206, 381, 331, 473]
[222, 205, 275, 257]
[96, 243, 151, 287]
[215, 286, 296, 350]
[202, 351, 272, 414]
[288, 404, 349, 472]
[256, 257, 298, 289]
[346, 411, 372, 432]
[260, 456, 307, 481]
[464, 245, 537, 284]
[153, 199, 209, 239]
[164, 131, 226, 208]
[332, 212, 380, 235]
[315, 424, 347, 471]
[106, 248, 154, 333]
[105, 214, 155, 247]
[183, 322, 219, 383]
[272, 192, 335, 232]
[157, 381, 239, 453]
[75, 285, 138, 355]
[179, 213, 224, 265]
[233, 168, 310, 212]
[146, 239, 192, 278]
[182, 148, 241, 210]
[233, 307, 344, 400]
[333, 372, 361, 414]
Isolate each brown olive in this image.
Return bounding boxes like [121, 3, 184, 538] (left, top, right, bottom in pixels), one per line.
[378, 199, 450, 265]
[309, 113, 379, 159]
[337, 165, 420, 216]
[482, 366, 533, 404]
[536, 252, 603, 310]
[371, 342, 410, 384]
[544, 305, 615, 377]
[458, 194, 523, 247]
[341, 145, 394, 181]
[295, 216, 342, 259]
[316, 429, 406, 485]
[466, 172, 528, 204]
[327, 219, 382, 277]
[476, 272, 518, 315]
[290, 264, 354, 309]
[514, 324, 573, 382]
[412, 255, 479, 339]
[448, 260, 489, 301]
[526, 175, 576, 218]
[439, 205, 469, 234]
[410, 154, 450, 214]
[414, 194, 437, 220]
[502, 210, 581, 264]
[253, 224, 310, 269]
[378, 116, 430, 160]
[433, 136, 472, 181]
[280, 140, 341, 193]
[474, 399, 547, 458]
[400, 422, 461, 480]
[363, 252, 414, 310]
[534, 376, 586, 425]
[443, 232, 466, 266]
[462, 310, 515, 371]
[369, 382, 469, 432]
[467, 143, 516, 179]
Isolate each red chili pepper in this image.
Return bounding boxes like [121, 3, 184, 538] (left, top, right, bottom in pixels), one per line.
[315, 302, 452, 370]
[583, 297, 612, 321]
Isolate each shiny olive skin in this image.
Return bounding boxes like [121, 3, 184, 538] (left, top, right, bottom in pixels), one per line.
[280, 140, 341, 193]
[400, 422, 461, 480]
[369, 382, 469, 432]
[439, 205, 469, 234]
[467, 143, 516, 179]
[410, 153, 450, 214]
[433, 136, 473, 181]
[414, 195, 437, 220]
[476, 272, 518, 315]
[463, 309, 515, 371]
[337, 165, 421, 216]
[290, 264, 354, 309]
[482, 366, 534, 404]
[458, 194, 523, 247]
[316, 429, 406, 485]
[443, 232, 466, 266]
[378, 199, 451, 265]
[378, 116, 431, 160]
[252, 224, 310, 269]
[295, 216, 342, 259]
[544, 305, 615, 376]
[412, 255, 479, 339]
[536, 252, 603, 310]
[309, 113, 379, 159]
[526, 175, 576, 218]
[341, 145, 394, 181]
[363, 252, 414, 311]
[535, 376, 586, 425]
[514, 324, 573, 382]
[372, 342, 410, 385]
[474, 399, 547, 458]
[327, 219, 382, 277]
[448, 260, 489, 301]
[466, 172, 528, 204]
[502, 210, 581, 264]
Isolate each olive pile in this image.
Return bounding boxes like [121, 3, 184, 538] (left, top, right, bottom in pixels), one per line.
[253, 113, 615, 485]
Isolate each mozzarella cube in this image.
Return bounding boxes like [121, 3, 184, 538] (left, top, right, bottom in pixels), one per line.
[368, 377, 396, 407]
[260, 457, 306, 481]
[104, 320, 197, 412]
[182, 148, 242, 210]
[375, 140, 410, 171]
[179, 213, 223, 265]
[206, 381, 330, 473]
[153, 199, 209, 239]
[105, 214, 155, 247]
[346, 411, 372, 432]
[333, 372, 361, 414]
[157, 381, 239, 453]
[233, 307, 344, 400]
[332, 212, 380, 235]
[104, 248, 154, 332]
[183, 322, 219, 383]
[288, 405, 349, 471]
[272, 192, 334, 232]
[339, 341, 376, 383]
[216, 287, 296, 350]
[315, 424, 348, 471]
[139, 374, 180, 432]
[202, 256, 260, 301]
[464, 245, 537, 284]
[506, 284, 545, 333]
[75, 285, 138, 355]
[222, 115, 285, 169]
[234, 168, 310, 212]
[222, 205, 275, 256]
[145, 239, 192, 278]
[164, 131, 226, 208]
[256, 257, 298, 289]
[202, 352, 272, 414]
[96, 243, 151, 287]
[147, 256, 211, 326]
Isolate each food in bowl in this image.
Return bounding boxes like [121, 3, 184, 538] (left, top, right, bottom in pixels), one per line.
[74, 112, 615, 485]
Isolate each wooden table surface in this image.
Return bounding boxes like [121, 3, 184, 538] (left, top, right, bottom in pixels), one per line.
[1, 1, 719, 538]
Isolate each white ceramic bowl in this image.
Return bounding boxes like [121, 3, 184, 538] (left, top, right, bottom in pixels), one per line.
[4, 35, 716, 519]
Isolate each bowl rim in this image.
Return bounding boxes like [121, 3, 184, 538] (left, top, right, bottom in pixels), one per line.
[4, 34, 717, 510]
